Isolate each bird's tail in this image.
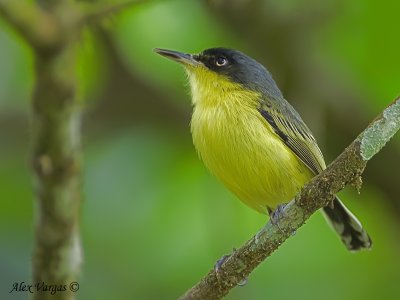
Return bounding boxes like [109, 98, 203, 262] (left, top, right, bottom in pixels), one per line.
[322, 197, 372, 251]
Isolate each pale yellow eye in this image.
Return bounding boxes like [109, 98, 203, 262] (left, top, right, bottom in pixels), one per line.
[215, 56, 228, 67]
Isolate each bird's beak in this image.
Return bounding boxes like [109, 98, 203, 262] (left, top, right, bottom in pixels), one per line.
[153, 48, 201, 66]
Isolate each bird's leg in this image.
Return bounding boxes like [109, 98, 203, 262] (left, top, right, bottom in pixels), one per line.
[268, 203, 297, 236]
[255, 204, 286, 243]
[268, 204, 288, 226]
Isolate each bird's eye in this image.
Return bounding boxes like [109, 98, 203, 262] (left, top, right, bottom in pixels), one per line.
[215, 56, 228, 67]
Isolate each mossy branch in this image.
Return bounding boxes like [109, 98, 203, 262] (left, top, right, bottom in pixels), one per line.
[180, 96, 400, 300]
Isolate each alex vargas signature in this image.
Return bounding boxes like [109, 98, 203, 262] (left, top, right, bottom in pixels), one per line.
[9, 281, 79, 294]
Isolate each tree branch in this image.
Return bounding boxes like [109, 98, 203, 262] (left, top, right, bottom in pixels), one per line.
[78, 0, 149, 25]
[0, 0, 148, 52]
[180, 96, 400, 300]
[0, 0, 63, 52]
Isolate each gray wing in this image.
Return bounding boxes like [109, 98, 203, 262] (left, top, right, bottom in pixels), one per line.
[258, 97, 326, 175]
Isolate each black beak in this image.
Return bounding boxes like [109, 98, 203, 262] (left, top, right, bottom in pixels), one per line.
[153, 48, 200, 66]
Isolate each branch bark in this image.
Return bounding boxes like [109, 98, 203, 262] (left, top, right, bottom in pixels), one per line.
[180, 96, 400, 300]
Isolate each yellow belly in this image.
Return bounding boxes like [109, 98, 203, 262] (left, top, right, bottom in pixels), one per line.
[191, 102, 314, 214]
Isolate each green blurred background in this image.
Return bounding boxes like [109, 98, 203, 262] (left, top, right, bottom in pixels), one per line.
[1, 0, 400, 299]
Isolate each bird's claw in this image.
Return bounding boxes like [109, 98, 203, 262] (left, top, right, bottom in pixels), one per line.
[214, 254, 230, 272]
[214, 253, 249, 287]
[238, 276, 248, 286]
[270, 203, 287, 229]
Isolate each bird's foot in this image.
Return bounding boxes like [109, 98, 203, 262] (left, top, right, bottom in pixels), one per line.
[214, 249, 248, 286]
[214, 254, 230, 272]
[270, 203, 288, 230]
[256, 203, 297, 242]
[255, 204, 288, 242]
[238, 276, 248, 287]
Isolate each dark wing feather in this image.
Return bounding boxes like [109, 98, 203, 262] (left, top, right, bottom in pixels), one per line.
[258, 98, 326, 175]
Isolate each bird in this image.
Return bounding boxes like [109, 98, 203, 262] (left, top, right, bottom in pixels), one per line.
[154, 47, 372, 251]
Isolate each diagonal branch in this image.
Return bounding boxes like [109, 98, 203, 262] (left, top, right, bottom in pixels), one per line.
[180, 96, 400, 300]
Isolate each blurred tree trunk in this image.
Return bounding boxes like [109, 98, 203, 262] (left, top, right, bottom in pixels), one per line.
[31, 41, 82, 300]
[0, 1, 141, 299]
[0, 0, 82, 297]
[27, 1, 82, 299]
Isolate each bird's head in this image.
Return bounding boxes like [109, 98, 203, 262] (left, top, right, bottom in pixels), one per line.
[154, 47, 282, 105]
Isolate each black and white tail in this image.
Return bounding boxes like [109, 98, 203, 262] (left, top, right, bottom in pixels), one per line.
[322, 197, 372, 251]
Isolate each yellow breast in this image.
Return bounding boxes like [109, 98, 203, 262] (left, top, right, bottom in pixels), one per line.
[189, 75, 313, 214]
